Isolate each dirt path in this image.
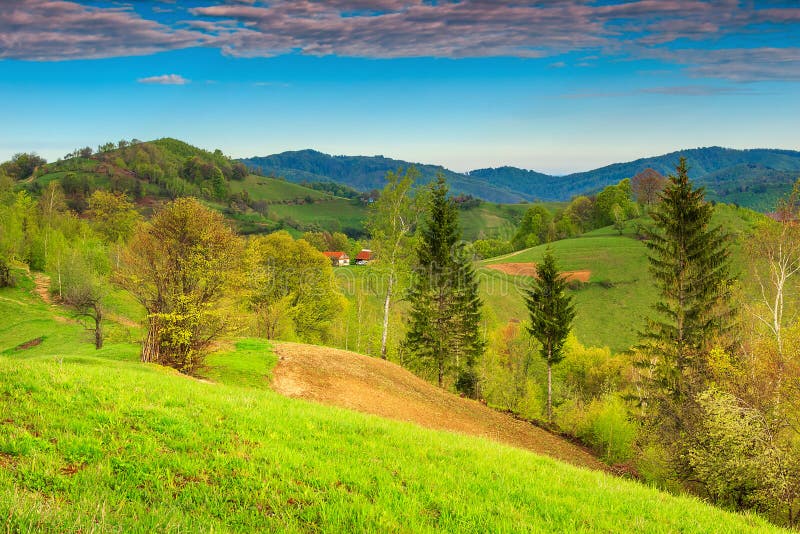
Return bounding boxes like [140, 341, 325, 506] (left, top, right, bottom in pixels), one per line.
[485, 263, 591, 282]
[32, 273, 53, 304]
[272, 342, 607, 471]
[479, 247, 530, 263]
[106, 312, 139, 328]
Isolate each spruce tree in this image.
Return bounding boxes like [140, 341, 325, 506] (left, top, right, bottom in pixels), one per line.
[403, 175, 485, 394]
[638, 157, 733, 472]
[525, 248, 575, 422]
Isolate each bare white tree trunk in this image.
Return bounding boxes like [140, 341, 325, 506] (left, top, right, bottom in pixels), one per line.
[380, 274, 393, 359]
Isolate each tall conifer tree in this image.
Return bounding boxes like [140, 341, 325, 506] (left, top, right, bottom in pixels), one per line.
[404, 175, 485, 394]
[525, 248, 575, 422]
[638, 157, 733, 473]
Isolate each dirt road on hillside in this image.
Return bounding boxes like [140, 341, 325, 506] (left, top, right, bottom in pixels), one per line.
[272, 342, 606, 471]
[485, 263, 591, 282]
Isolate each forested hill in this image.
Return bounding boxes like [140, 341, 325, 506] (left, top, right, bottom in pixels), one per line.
[470, 146, 800, 204]
[243, 146, 800, 210]
[240, 150, 530, 203]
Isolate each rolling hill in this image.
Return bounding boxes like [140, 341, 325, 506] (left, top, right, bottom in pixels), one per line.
[477, 204, 764, 352]
[241, 149, 529, 203]
[0, 271, 784, 532]
[243, 146, 800, 210]
[18, 139, 534, 239]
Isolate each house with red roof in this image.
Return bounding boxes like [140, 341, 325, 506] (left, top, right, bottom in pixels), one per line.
[354, 249, 373, 265]
[322, 251, 350, 267]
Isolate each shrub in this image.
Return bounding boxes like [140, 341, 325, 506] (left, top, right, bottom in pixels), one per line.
[583, 396, 637, 464]
[0, 257, 16, 288]
[556, 394, 637, 464]
[566, 279, 585, 290]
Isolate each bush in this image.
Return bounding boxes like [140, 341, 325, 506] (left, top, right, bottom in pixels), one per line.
[583, 396, 637, 463]
[566, 279, 585, 290]
[472, 239, 513, 260]
[556, 395, 637, 464]
[0, 257, 16, 288]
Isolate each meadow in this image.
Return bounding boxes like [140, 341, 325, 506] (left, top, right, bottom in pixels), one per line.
[0, 274, 785, 533]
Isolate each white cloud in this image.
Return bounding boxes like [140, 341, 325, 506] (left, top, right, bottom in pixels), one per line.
[137, 74, 190, 85]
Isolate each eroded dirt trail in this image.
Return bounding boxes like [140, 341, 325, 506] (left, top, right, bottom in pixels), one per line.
[272, 342, 607, 471]
[32, 273, 53, 304]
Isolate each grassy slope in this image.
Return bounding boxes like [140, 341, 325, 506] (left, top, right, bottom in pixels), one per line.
[270, 198, 369, 235]
[479, 204, 764, 352]
[480, 224, 653, 352]
[229, 174, 330, 203]
[0, 282, 783, 532]
[266, 199, 537, 240]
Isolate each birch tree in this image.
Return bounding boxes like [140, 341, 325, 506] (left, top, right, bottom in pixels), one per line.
[367, 167, 421, 359]
[746, 181, 800, 360]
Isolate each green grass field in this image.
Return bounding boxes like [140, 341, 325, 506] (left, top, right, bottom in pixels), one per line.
[0, 276, 784, 532]
[480, 226, 654, 352]
[478, 204, 765, 352]
[230, 174, 331, 203]
[270, 198, 369, 235]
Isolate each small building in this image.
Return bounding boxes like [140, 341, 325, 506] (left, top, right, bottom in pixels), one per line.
[323, 251, 350, 267]
[766, 211, 798, 224]
[354, 249, 373, 265]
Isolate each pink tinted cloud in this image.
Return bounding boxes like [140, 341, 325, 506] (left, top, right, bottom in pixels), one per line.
[2, 0, 800, 82]
[0, 0, 209, 60]
[188, 1, 800, 69]
[137, 74, 190, 85]
[644, 47, 800, 81]
[190, 1, 607, 58]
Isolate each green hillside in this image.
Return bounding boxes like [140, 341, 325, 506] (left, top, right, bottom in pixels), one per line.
[270, 198, 368, 236]
[458, 202, 566, 241]
[228, 174, 330, 203]
[478, 204, 764, 352]
[241, 149, 529, 203]
[243, 146, 800, 210]
[20, 139, 535, 240]
[0, 276, 783, 533]
[24, 139, 355, 236]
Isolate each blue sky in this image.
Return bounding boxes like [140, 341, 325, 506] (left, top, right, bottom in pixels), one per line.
[1, 1, 799, 174]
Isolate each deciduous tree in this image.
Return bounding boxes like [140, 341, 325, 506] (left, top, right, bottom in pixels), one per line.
[632, 168, 667, 206]
[117, 198, 243, 373]
[86, 190, 141, 244]
[367, 167, 422, 359]
[61, 250, 106, 349]
[246, 231, 345, 343]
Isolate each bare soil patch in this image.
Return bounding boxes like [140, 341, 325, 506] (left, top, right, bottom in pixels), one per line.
[32, 273, 53, 304]
[486, 263, 591, 282]
[12, 337, 44, 351]
[273, 342, 606, 471]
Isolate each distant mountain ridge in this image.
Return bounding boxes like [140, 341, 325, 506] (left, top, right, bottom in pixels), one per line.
[243, 146, 800, 210]
[242, 149, 529, 203]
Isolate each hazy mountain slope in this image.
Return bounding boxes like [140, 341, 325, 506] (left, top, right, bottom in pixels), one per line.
[471, 146, 800, 202]
[241, 149, 528, 203]
[244, 146, 800, 209]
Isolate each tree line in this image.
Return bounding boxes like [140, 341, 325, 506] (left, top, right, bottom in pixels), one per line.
[472, 169, 667, 259]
